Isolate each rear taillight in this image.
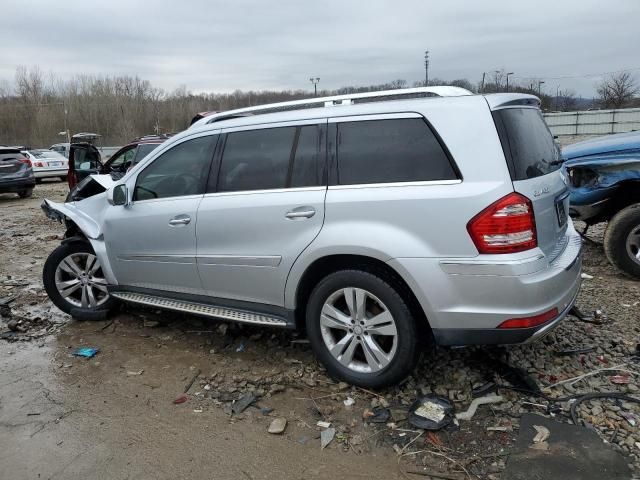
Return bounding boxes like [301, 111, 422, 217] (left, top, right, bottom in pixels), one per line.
[497, 307, 558, 329]
[34, 161, 44, 167]
[18, 158, 32, 168]
[467, 192, 537, 254]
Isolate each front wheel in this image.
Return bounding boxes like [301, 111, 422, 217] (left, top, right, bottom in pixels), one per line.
[43, 242, 117, 319]
[18, 189, 33, 198]
[305, 269, 420, 389]
[604, 204, 640, 279]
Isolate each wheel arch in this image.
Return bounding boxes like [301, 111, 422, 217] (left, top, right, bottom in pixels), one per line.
[289, 253, 431, 335]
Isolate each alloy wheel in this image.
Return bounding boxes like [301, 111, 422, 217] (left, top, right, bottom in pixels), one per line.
[54, 252, 109, 309]
[626, 225, 640, 266]
[319, 287, 398, 374]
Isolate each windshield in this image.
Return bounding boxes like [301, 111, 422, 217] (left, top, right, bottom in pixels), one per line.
[493, 108, 561, 180]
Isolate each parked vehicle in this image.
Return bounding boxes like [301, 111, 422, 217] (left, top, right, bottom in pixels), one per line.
[67, 134, 170, 189]
[0, 147, 35, 198]
[41, 87, 582, 388]
[22, 149, 68, 182]
[50, 142, 70, 158]
[562, 131, 640, 277]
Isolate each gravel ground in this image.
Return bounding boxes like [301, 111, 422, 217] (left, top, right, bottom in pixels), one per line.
[1, 180, 639, 479]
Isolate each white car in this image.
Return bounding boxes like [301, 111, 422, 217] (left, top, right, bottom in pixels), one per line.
[22, 150, 68, 182]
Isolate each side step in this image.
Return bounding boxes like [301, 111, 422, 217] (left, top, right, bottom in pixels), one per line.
[111, 291, 288, 327]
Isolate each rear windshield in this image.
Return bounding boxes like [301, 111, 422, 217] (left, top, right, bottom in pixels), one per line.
[493, 108, 561, 180]
[0, 152, 24, 161]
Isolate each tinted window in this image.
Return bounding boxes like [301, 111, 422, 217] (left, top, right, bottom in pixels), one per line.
[337, 118, 457, 185]
[108, 147, 136, 169]
[290, 125, 324, 188]
[134, 136, 215, 201]
[134, 143, 160, 165]
[493, 108, 561, 180]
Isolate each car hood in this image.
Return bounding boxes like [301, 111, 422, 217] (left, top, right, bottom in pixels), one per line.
[562, 131, 640, 160]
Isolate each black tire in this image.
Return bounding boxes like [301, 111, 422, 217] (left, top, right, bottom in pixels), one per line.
[604, 204, 640, 278]
[17, 189, 33, 198]
[59, 176, 67, 182]
[43, 242, 118, 319]
[305, 269, 421, 389]
[35, 178, 42, 184]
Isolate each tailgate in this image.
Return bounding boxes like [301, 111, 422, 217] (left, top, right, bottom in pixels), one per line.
[493, 107, 568, 259]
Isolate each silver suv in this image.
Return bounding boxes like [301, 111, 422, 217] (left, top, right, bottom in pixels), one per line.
[42, 87, 582, 388]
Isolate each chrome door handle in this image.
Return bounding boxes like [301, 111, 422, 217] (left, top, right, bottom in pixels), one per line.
[285, 207, 316, 219]
[169, 215, 191, 226]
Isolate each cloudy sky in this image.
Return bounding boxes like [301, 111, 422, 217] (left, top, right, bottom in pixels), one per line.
[2, 0, 639, 97]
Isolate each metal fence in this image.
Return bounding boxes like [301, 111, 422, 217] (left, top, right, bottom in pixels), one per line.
[544, 107, 640, 136]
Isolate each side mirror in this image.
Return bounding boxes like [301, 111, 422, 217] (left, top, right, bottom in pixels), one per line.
[109, 184, 128, 206]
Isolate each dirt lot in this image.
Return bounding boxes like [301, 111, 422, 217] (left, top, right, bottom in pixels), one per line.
[1, 180, 639, 480]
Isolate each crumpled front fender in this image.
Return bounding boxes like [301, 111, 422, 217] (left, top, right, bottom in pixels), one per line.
[41, 199, 102, 240]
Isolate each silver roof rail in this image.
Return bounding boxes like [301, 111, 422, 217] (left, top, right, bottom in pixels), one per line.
[193, 86, 473, 128]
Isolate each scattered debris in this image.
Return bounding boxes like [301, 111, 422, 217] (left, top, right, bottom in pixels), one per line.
[235, 341, 246, 353]
[554, 346, 596, 356]
[316, 420, 331, 428]
[363, 407, 391, 424]
[343, 396, 355, 407]
[193, 407, 203, 413]
[609, 375, 630, 384]
[455, 394, 503, 421]
[127, 369, 144, 376]
[72, 347, 99, 358]
[173, 394, 188, 404]
[581, 272, 594, 280]
[532, 424, 550, 444]
[143, 319, 160, 328]
[320, 427, 336, 449]
[408, 395, 453, 430]
[232, 393, 257, 414]
[268, 417, 287, 434]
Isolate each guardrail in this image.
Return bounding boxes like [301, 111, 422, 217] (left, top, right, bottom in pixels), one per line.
[544, 107, 640, 136]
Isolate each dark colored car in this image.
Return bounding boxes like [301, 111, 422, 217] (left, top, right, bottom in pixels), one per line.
[0, 147, 36, 198]
[562, 131, 640, 277]
[68, 134, 172, 189]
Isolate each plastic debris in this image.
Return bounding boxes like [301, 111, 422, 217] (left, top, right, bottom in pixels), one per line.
[362, 407, 391, 423]
[231, 393, 257, 414]
[343, 397, 355, 407]
[316, 420, 331, 428]
[173, 394, 188, 404]
[530, 424, 550, 450]
[581, 273, 594, 280]
[408, 395, 453, 430]
[193, 407, 203, 413]
[610, 375, 630, 384]
[127, 369, 144, 376]
[72, 347, 99, 358]
[235, 341, 246, 353]
[268, 417, 287, 434]
[620, 411, 637, 427]
[455, 394, 503, 421]
[320, 427, 336, 449]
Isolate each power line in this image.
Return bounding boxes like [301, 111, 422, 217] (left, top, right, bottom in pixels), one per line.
[512, 66, 640, 81]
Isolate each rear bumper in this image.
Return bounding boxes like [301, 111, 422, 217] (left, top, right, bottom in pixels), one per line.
[388, 222, 583, 346]
[34, 168, 67, 178]
[0, 177, 35, 193]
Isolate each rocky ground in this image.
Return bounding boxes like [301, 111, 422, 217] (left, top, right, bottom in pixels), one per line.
[1, 180, 639, 480]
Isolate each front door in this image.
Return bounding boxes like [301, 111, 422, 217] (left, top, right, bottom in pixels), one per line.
[196, 121, 327, 306]
[103, 133, 218, 294]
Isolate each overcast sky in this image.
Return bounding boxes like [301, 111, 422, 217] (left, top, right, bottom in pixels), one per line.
[2, 0, 639, 97]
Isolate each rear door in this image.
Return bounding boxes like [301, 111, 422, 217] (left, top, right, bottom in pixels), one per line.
[492, 107, 568, 258]
[196, 120, 327, 306]
[0, 150, 30, 180]
[68, 143, 102, 188]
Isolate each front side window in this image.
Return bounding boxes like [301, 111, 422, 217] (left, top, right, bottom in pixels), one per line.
[216, 124, 324, 193]
[336, 118, 457, 185]
[108, 146, 137, 170]
[134, 135, 215, 201]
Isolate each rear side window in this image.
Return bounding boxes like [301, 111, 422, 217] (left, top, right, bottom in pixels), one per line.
[336, 118, 457, 185]
[493, 108, 561, 180]
[134, 143, 160, 165]
[216, 124, 325, 192]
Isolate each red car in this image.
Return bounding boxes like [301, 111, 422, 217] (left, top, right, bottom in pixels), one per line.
[67, 134, 173, 189]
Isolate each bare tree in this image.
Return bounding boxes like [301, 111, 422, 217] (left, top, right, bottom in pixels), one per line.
[597, 72, 638, 109]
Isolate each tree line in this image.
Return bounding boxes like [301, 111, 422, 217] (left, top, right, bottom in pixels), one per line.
[0, 66, 637, 148]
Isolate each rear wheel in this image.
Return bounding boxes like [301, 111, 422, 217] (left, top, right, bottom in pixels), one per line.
[59, 176, 67, 182]
[35, 178, 42, 184]
[17, 189, 33, 198]
[604, 203, 640, 278]
[305, 269, 420, 388]
[43, 242, 117, 319]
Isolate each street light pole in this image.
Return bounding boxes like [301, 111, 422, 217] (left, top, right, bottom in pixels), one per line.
[538, 80, 545, 96]
[506, 72, 514, 92]
[309, 77, 320, 97]
[424, 50, 430, 86]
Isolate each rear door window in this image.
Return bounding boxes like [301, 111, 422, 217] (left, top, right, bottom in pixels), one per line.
[215, 124, 325, 193]
[336, 118, 457, 185]
[492, 108, 561, 180]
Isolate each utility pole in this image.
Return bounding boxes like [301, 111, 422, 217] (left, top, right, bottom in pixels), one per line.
[424, 50, 430, 86]
[506, 72, 514, 92]
[494, 70, 501, 90]
[538, 80, 545, 96]
[309, 77, 320, 97]
[481, 72, 486, 93]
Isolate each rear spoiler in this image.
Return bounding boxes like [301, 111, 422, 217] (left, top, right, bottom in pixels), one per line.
[484, 94, 540, 110]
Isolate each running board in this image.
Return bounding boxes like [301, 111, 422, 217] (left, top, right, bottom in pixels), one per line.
[111, 291, 288, 327]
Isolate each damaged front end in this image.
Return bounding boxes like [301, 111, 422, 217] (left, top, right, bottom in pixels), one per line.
[563, 153, 640, 223]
